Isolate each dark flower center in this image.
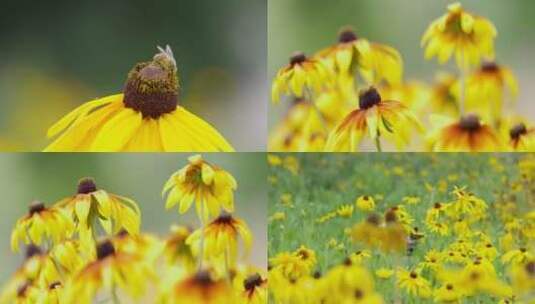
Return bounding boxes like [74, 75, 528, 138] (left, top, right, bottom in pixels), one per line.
[195, 271, 214, 286]
[410, 271, 418, 279]
[521, 248, 527, 253]
[510, 123, 527, 140]
[123, 50, 179, 119]
[96, 240, 115, 260]
[313, 271, 322, 279]
[434, 202, 442, 209]
[525, 262, 535, 275]
[25, 244, 42, 259]
[28, 201, 45, 216]
[354, 288, 364, 299]
[344, 257, 353, 266]
[359, 87, 382, 110]
[385, 210, 397, 223]
[459, 114, 481, 131]
[243, 273, 263, 291]
[297, 250, 309, 260]
[339, 29, 358, 43]
[214, 212, 234, 224]
[446, 284, 453, 290]
[289, 52, 307, 66]
[366, 214, 380, 225]
[481, 62, 499, 73]
[77, 177, 97, 194]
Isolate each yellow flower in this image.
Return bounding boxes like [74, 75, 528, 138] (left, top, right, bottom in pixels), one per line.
[511, 259, 535, 296]
[337, 204, 354, 218]
[502, 248, 532, 265]
[434, 282, 463, 303]
[316, 27, 403, 85]
[64, 240, 154, 304]
[45, 46, 233, 152]
[396, 269, 432, 298]
[508, 122, 535, 151]
[422, 2, 497, 68]
[10, 201, 74, 252]
[429, 73, 459, 116]
[293, 245, 317, 273]
[464, 62, 518, 122]
[267, 154, 282, 166]
[326, 87, 422, 151]
[355, 195, 375, 211]
[0, 245, 60, 304]
[160, 270, 234, 304]
[234, 272, 267, 304]
[419, 249, 444, 272]
[268, 212, 286, 222]
[375, 268, 394, 279]
[427, 114, 502, 151]
[55, 177, 140, 245]
[163, 154, 237, 222]
[324, 261, 383, 304]
[269, 252, 310, 280]
[402, 196, 421, 205]
[163, 225, 195, 268]
[187, 212, 252, 268]
[272, 52, 330, 103]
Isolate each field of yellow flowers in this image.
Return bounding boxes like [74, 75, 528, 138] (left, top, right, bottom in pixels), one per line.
[268, 153, 535, 303]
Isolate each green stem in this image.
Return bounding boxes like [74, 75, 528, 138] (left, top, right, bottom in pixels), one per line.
[198, 202, 206, 270]
[111, 285, 120, 304]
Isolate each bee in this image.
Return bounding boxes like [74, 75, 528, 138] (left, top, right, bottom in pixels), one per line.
[407, 226, 425, 256]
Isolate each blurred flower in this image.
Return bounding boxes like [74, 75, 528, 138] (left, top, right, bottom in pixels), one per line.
[160, 270, 234, 304]
[163, 154, 237, 222]
[45, 46, 233, 152]
[427, 114, 501, 151]
[422, 2, 496, 68]
[187, 212, 252, 268]
[355, 195, 375, 211]
[272, 52, 330, 103]
[316, 27, 403, 85]
[11, 201, 73, 252]
[65, 240, 154, 303]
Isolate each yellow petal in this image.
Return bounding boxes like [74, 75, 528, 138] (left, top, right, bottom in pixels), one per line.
[90, 108, 143, 151]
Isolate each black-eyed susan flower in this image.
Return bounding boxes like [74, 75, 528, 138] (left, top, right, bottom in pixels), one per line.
[45, 46, 233, 152]
[55, 177, 140, 245]
[427, 114, 502, 151]
[10, 201, 74, 252]
[326, 87, 422, 151]
[164, 225, 195, 268]
[396, 269, 432, 299]
[187, 212, 252, 269]
[163, 154, 237, 223]
[355, 195, 375, 211]
[0, 245, 60, 304]
[233, 272, 267, 304]
[430, 73, 459, 117]
[323, 260, 383, 304]
[433, 282, 463, 303]
[269, 251, 310, 280]
[422, 2, 497, 69]
[316, 27, 403, 85]
[507, 122, 535, 151]
[272, 52, 330, 103]
[160, 270, 234, 304]
[464, 62, 518, 122]
[65, 239, 154, 304]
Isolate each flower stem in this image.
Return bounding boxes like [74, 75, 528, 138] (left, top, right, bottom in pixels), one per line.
[198, 202, 206, 270]
[111, 285, 120, 304]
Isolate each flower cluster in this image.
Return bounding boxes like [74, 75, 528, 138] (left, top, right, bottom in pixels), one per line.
[268, 153, 535, 303]
[1, 155, 265, 304]
[270, 2, 531, 152]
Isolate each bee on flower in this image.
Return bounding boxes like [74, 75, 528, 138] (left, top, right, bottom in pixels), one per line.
[45, 45, 233, 152]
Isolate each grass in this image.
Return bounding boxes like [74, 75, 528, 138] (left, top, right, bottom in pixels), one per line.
[268, 153, 530, 303]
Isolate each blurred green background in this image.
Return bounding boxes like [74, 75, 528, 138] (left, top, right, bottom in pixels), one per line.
[0, 0, 267, 151]
[0, 153, 267, 282]
[269, 0, 535, 127]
